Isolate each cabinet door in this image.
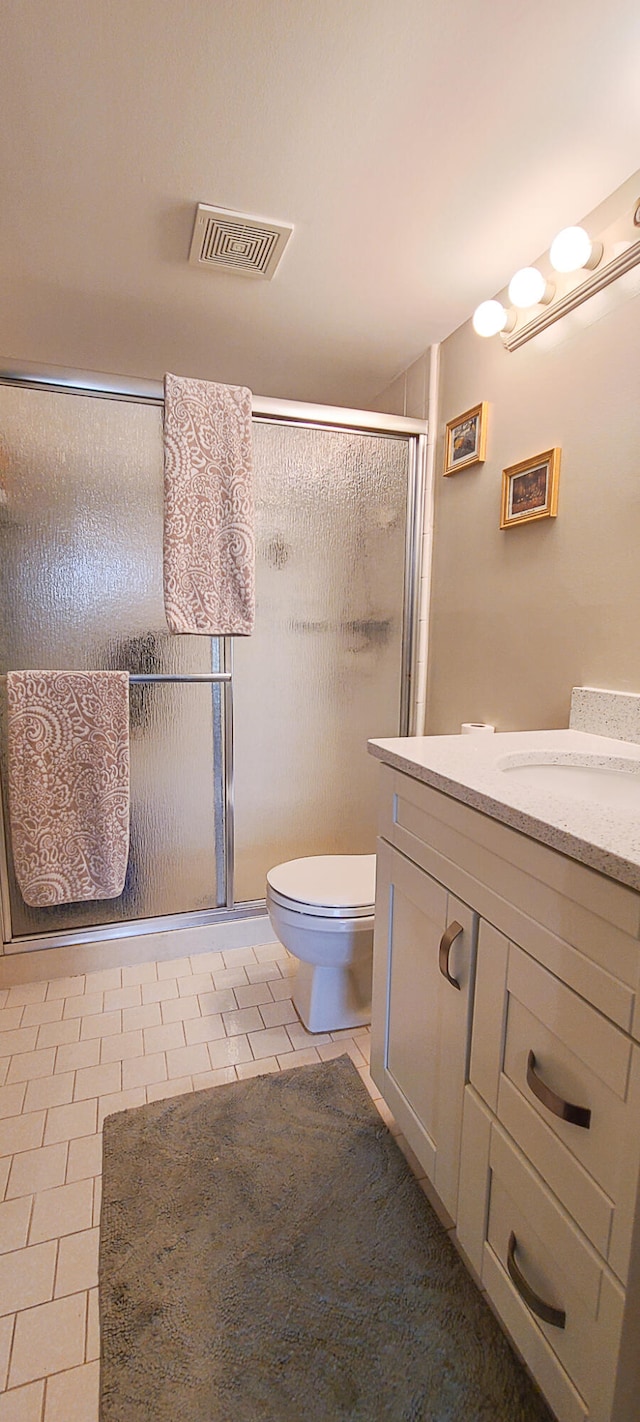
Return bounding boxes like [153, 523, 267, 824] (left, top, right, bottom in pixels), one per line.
[371, 838, 477, 1219]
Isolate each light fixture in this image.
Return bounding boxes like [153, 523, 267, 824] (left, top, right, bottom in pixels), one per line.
[472, 300, 515, 337]
[549, 226, 603, 274]
[471, 195, 640, 349]
[507, 266, 553, 308]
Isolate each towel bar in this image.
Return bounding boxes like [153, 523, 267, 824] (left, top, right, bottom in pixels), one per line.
[129, 673, 232, 684]
[1, 672, 232, 685]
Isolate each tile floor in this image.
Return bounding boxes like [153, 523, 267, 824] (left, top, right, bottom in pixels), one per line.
[0, 937, 428, 1421]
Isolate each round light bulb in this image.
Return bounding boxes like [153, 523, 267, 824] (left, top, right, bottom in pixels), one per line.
[549, 226, 593, 273]
[508, 266, 548, 308]
[472, 299, 509, 337]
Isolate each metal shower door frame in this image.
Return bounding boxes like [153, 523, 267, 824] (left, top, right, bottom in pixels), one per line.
[0, 363, 427, 953]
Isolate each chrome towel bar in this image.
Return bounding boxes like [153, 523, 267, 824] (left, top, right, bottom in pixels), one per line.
[129, 673, 231, 684]
[1, 672, 232, 685]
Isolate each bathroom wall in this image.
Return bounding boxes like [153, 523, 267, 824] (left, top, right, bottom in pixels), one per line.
[377, 176, 640, 735]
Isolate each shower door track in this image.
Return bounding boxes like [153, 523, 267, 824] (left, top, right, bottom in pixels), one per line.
[0, 363, 428, 955]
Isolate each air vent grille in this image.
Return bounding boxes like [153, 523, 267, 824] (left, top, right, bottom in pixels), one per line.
[189, 204, 293, 280]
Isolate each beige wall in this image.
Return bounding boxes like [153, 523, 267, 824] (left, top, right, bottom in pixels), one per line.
[371, 350, 430, 423]
[427, 280, 640, 734]
[377, 181, 640, 737]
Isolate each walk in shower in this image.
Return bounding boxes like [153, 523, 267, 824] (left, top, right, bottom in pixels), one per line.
[0, 370, 426, 952]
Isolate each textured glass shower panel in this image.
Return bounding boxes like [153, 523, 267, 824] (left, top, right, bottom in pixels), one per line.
[0, 384, 222, 937]
[233, 423, 410, 903]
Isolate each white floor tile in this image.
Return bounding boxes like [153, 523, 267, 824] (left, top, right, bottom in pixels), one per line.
[0, 1312, 13, 1389]
[7, 1050, 56, 1086]
[0, 1084, 27, 1121]
[6, 1143, 68, 1201]
[66, 1134, 102, 1184]
[146, 1077, 192, 1104]
[54, 1227, 99, 1297]
[221, 947, 257, 968]
[44, 1099, 98, 1147]
[0, 1379, 46, 1421]
[9, 1291, 86, 1387]
[0, 1197, 31, 1255]
[0, 1241, 56, 1316]
[100, 1030, 144, 1064]
[6, 986, 46, 1009]
[248, 1026, 292, 1060]
[121, 961, 157, 987]
[0, 1112, 45, 1159]
[44, 1359, 99, 1421]
[29, 1179, 93, 1245]
[23, 1074, 74, 1114]
[0, 942, 402, 1413]
[0, 1030, 38, 1060]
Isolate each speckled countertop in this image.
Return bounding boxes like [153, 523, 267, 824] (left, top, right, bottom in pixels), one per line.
[368, 729, 640, 891]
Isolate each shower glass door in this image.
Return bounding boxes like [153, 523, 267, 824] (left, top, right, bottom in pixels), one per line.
[0, 376, 421, 943]
[0, 383, 226, 938]
[232, 421, 412, 903]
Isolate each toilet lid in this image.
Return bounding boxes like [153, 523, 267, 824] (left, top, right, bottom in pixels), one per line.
[266, 855, 376, 915]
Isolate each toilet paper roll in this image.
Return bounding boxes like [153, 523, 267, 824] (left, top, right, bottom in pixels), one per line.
[461, 723, 495, 735]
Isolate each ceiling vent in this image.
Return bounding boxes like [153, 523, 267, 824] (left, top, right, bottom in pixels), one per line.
[189, 204, 293, 280]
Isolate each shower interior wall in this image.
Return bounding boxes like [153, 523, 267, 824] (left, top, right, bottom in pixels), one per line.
[372, 348, 432, 734]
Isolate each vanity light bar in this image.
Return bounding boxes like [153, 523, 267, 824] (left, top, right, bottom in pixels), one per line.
[502, 235, 640, 351]
[472, 199, 640, 351]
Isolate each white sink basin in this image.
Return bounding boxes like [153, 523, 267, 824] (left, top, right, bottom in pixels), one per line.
[497, 753, 640, 811]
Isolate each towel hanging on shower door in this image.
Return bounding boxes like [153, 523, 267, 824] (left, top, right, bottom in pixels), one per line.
[6, 670, 130, 907]
[163, 373, 255, 635]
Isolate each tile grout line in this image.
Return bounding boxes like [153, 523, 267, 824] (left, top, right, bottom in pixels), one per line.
[6, 1309, 18, 1399]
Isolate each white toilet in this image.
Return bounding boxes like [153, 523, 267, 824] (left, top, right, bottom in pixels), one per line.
[266, 854, 376, 1034]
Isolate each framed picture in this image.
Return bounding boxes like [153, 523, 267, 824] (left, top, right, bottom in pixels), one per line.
[444, 402, 488, 474]
[500, 448, 561, 529]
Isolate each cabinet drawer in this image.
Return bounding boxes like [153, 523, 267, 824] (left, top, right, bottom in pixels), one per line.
[473, 933, 640, 1282]
[483, 1124, 624, 1422]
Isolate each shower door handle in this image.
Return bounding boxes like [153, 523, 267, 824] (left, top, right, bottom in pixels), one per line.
[438, 921, 463, 990]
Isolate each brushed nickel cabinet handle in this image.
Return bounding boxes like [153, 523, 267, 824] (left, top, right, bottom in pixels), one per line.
[526, 1051, 591, 1130]
[507, 1231, 566, 1330]
[438, 921, 463, 990]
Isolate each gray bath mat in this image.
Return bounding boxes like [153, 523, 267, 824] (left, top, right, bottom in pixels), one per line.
[99, 1055, 554, 1421]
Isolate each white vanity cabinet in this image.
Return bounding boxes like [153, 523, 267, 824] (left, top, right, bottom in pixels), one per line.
[370, 761, 640, 1422]
[371, 837, 477, 1220]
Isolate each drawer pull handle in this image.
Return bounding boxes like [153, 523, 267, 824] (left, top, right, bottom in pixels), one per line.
[438, 921, 463, 990]
[526, 1051, 591, 1130]
[507, 1231, 566, 1330]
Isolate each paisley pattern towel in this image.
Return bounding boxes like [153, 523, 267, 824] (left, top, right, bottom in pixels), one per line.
[163, 373, 255, 635]
[7, 670, 130, 908]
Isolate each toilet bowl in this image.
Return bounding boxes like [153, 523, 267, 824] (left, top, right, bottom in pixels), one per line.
[266, 854, 376, 1034]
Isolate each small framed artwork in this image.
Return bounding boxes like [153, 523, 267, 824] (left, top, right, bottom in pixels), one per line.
[500, 448, 561, 529]
[444, 402, 488, 474]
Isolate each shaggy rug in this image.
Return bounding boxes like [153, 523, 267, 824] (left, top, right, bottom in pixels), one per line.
[99, 1055, 554, 1421]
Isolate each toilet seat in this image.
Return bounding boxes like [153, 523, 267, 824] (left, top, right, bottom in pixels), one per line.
[266, 854, 376, 920]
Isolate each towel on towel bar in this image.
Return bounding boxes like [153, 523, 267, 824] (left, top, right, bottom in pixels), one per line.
[163, 373, 255, 635]
[6, 670, 130, 907]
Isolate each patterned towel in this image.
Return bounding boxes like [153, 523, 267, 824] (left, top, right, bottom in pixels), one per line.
[7, 670, 130, 907]
[163, 373, 255, 635]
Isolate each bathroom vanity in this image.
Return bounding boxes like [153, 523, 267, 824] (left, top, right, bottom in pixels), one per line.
[368, 722, 640, 1422]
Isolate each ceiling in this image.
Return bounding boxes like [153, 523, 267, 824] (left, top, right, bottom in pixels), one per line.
[1, 0, 639, 408]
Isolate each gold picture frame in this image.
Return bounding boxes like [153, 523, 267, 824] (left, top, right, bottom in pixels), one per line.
[500, 448, 561, 529]
[444, 402, 488, 474]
